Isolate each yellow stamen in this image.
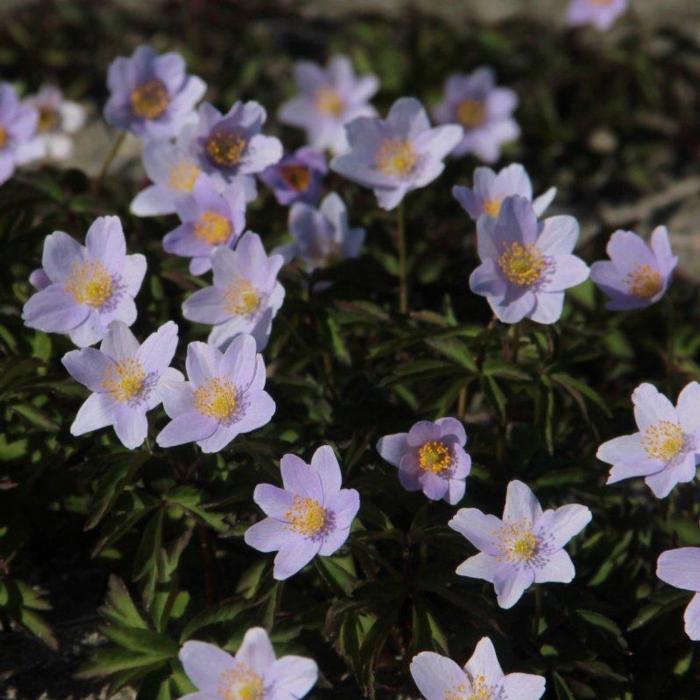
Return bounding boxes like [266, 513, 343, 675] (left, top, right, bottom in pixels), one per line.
[444, 676, 494, 700]
[194, 210, 232, 245]
[168, 160, 200, 192]
[206, 132, 246, 167]
[315, 86, 344, 117]
[225, 280, 261, 316]
[286, 496, 327, 536]
[193, 378, 238, 421]
[280, 164, 312, 192]
[456, 99, 486, 129]
[498, 521, 539, 563]
[37, 106, 59, 133]
[64, 262, 114, 308]
[218, 665, 264, 700]
[0, 126, 8, 148]
[102, 358, 146, 403]
[375, 139, 418, 178]
[130, 79, 170, 120]
[483, 198, 502, 217]
[418, 441, 452, 473]
[643, 421, 684, 461]
[626, 264, 663, 300]
[498, 242, 546, 286]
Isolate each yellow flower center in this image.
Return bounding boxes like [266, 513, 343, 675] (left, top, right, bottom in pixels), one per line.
[626, 264, 663, 300]
[168, 160, 201, 192]
[376, 139, 418, 178]
[315, 86, 344, 117]
[498, 242, 546, 286]
[483, 198, 502, 217]
[444, 676, 494, 700]
[64, 261, 114, 308]
[498, 521, 539, 563]
[218, 665, 264, 700]
[130, 79, 170, 120]
[0, 126, 8, 148]
[101, 358, 146, 403]
[643, 421, 684, 461]
[225, 280, 261, 316]
[206, 131, 247, 167]
[418, 440, 452, 473]
[38, 106, 59, 133]
[280, 164, 312, 192]
[194, 210, 232, 245]
[193, 378, 238, 421]
[286, 496, 328, 536]
[456, 99, 486, 129]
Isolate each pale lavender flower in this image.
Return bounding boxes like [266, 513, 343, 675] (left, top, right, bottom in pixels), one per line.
[182, 232, 284, 351]
[376, 417, 471, 505]
[453, 163, 556, 222]
[163, 174, 246, 275]
[433, 68, 519, 163]
[62, 320, 181, 449]
[657, 542, 700, 641]
[411, 637, 545, 700]
[590, 227, 676, 311]
[179, 628, 318, 700]
[156, 334, 275, 454]
[259, 146, 327, 206]
[285, 192, 365, 274]
[23, 84, 85, 161]
[278, 55, 379, 155]
[104, 45, 205, 140]
[130, 138, 205, 217]
[330, 97, 463, 210]
[22, 216, 147, 347]
[0, 82, 42, 185]
[567, 0, 628, 31]
[244, 445, 360, 580]
[469, 196, 589, 324]
[449, 480, 591, 609]
[597, 382, 700, 499]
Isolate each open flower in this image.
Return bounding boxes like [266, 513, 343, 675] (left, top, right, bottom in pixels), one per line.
[179, 628, 318, 700]
[0, 81, 41, 185]
[376, 417, 470, 505]
[156, 334, 275, 453]
[433, 68, 519, 163]
[22, 216, 147, 347]
[567, 0, 628, 31]
[453, 164, 555, 222]
[330, 97, 463, 210]
[597, 382, 700, 498]
[163, 174, 246, 275]
[411, 637, 545, 700]
[104, 45, 205, 139]
[278, 55, 379, 155]
[590, 227, 677, 310]
[449, 480, 591, 609]
[130, 138, 204, 217]
[182, 232, 284, 351]
[244, 445, 360, 580]
[23, 84, 85, 161]
[657, 542, 700, 641]
[62, 320, 181, 449]
[469, 196, 589, 324]
[259, 146, 327, 206]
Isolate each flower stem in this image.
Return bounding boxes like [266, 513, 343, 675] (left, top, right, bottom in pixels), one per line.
[94, 131, 127, 190]
[532, 584, 543, 637]
[396, 201, 408, 314]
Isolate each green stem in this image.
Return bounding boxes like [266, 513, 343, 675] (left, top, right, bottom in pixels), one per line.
[512, 323, 521, 364]
[396, 202, 407, 314]
[94, 131, 127, 190]
[532, 584, 543, 637]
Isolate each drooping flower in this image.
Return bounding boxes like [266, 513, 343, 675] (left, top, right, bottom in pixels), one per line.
[22, 216, 147, 347]
[410, 637, 545, 700]
[567, 0, 628, 31]
[259, 146, 327, 206]
[156, 334, 275, 453]
[657, 542, 700, 641]
[278, 55, 379, 155]
[179, 628, 318, 700]
[284, 192, 365, 274]
[330, 97, 463, 210]
[590, 227, 677, 311]
[469, 196, 589, 324]
[244, 445, 360, 580]
[182, 232, 284, 351]
[62, 320, 181, 449]
[163, 174, 246, 275]
[23, 84, 85, 161]
[449, 480, 591, 609]
[0, 82, 42, 185]
[104, 45, 205, 140]
[130, 138, 205, 217]
[597, 382, 700, 498]
[433, 68, 519, 163]
[453, 164, 556, 222]
[376, 417, 471, 505]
